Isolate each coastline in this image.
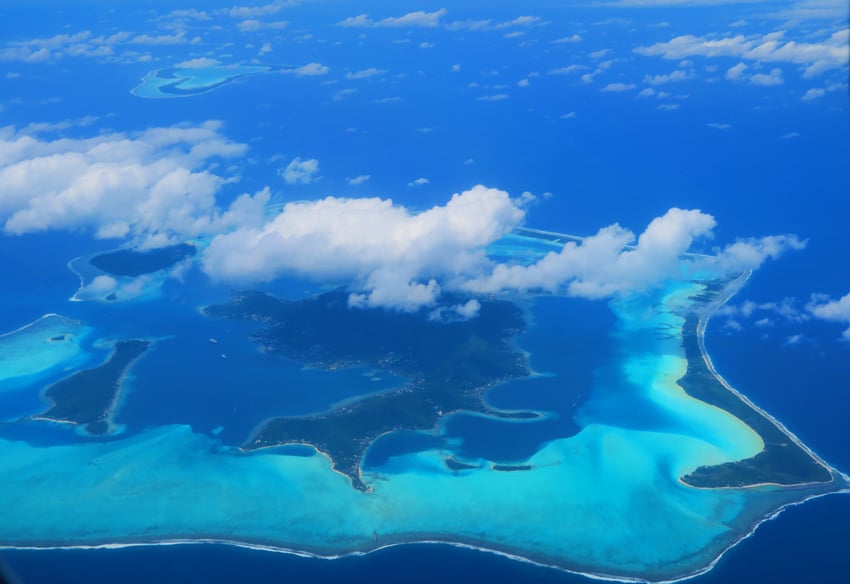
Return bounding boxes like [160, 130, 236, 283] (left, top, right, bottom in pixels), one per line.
[681, 272, 844, 489]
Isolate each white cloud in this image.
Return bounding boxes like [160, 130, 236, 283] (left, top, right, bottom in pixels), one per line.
[429, 299, 481, 322]
[464, 209, 805, 300]
[345, 68, 387, 79]
[561, 112, 577, 119]
[285, 62, 329, 76]
[601, 82, 636, 92]
[774, 0, 850, 24]
[348, 174, 370, 185]
[201, 185, 527, 311]
[750, 67, 783, 85]
[175, 57, 221, 68]
[725, 62, 748, 80]
[236, 19, 288, 32]
[227, 2, 290, 18]
[477, 93, 510, 101]
[643, 69, 692, 85]
[0, 122, 268, 244]
[802, 87, 825, 100]
[548, 65, 586, 75]
[408, 177, 430, 186]
[706, 122, 732, 129]
[339, 9, 447, 28]
[281, 157, 319, 184]
[657, 103, 680, 110]
[701, 234, 806, 274]
[808, 292, 850, 340]
[554, 34, 583, 43]
[635, 28, 849, 78]
[447, 15, 547, 32]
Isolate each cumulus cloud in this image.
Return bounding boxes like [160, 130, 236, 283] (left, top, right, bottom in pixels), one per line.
[175, 57, 221, 68]
[464, 208, 716, 298]
[548, 65, 586, 75]
[602, 82, 636, 92]
[802, 87, 825, 100]
[465, 210, 805, 299]
[725, 62, 748, 80]
[347, 174, 371, 185]
[635, 28, 848, 78]
[446, 15, 546, 32]
[201, 185, 527, 311]
[284, 62, 329, 76]
[808, 292, 850, 340]
[339, 9, 447, 28]
[200, 188, 804, 313]
[408, 177, 430, 186]
[0, 121, 266, 243]
[554, 34, 582, 43]
[644, 69, 692, 85]
[749, 67, 783, 85]
[281, 157, 319, 184]
[236, 19, 288, 32]
[345, 68, 387, 80]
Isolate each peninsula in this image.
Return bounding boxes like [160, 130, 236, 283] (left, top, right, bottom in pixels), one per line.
[37, 340, 151, 434]
[679, 277, 834, 487]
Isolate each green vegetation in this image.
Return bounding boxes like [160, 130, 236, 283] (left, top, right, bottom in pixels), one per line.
[679, 284, 833, 488]
[205, 290, 530, 491]
[90, 243, 196, 277]
[40, 340, 150, 434]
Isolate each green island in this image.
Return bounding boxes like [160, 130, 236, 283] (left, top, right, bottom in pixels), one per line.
[37, 340, 151, 434]
[492, 464, 533, 472]
[89, 243, 196, 277]
[680, 277, 834, 487]
[203, 290, 532, 491]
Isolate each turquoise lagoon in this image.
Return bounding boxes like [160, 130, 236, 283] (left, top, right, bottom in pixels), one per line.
[132, 65, 280, 98]
[0, 231, 847, 583]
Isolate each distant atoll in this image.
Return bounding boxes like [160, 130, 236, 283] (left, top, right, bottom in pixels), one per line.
[89, 243, 196, 277]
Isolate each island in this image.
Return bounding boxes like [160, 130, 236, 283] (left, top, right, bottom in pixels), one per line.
[679, 276, 833, 487]
[204, 290, 533, 491]
[132, 64, 279, 98]
[89, 243, 196, 277]
[36, 340, 151, 434]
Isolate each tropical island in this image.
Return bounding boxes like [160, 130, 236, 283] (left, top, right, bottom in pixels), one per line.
[679, 276, 833, 487]
[204, 290, 534, 491]
[36, 339, 151, 434]
[89, 243, 196, 277]
[204, 272, 844, 497]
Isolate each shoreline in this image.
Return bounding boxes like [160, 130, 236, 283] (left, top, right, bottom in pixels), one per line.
[684, 272, 845, 489]
[3, 482, 847, 584]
